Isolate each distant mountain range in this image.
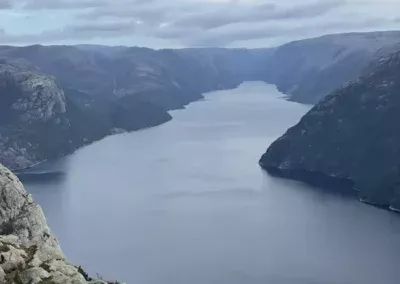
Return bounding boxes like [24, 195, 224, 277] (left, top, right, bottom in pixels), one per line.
[1, 30, 399, 170]
[263, 31, 400, 103]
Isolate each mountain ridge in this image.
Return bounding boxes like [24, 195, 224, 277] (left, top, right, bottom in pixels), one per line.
[1, 31, 400, 170]
[260, 48, 400, 211]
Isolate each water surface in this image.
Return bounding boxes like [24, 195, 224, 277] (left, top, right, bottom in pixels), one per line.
[25, 82, 400, 284]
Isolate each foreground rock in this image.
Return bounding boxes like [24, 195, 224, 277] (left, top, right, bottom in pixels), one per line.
[260, 49, 400, 211]
[0, 164, 122, 283]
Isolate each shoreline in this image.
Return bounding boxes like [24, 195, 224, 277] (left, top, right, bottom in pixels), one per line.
[261, 164, 400, 213]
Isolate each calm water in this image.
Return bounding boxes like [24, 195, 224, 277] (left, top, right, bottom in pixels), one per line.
[25, 82, 400, 284]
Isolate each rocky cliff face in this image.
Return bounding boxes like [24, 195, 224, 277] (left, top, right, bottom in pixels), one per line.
[260, 49, 400, 211]
[0, 164, 115, 283]
[0, 62, 68, 169]
[0, 61, 173, 170]
[0, 63, 66, 121]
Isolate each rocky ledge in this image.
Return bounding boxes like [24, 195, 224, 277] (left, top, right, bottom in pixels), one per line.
[260, 49, 400, 211]
[0, 164, 122, 283]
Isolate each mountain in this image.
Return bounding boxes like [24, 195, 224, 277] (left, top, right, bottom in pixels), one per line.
[0, 61, 71, 169]
[263, 31, 400, 104]
[0, 60, 172, 170]
[0, 163, 119, 283]
[3, 32, 400, 108]
[1, 31, 400, 170]
[260, 49, 400, 211]
[0, 45, 272, 170]
[0, 46, 268, 109]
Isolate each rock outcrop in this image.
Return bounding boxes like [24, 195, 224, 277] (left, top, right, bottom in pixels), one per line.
[0, 62, 68, 169]
[0, 164, 118, 283]
[260, 49, 400, 211]
[0, 61, 171, 171]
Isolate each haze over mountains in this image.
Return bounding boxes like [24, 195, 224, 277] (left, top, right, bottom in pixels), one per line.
[265, 31, 400, 103]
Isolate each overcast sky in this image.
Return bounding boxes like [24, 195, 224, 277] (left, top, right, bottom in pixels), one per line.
[0, 0, 399, 47]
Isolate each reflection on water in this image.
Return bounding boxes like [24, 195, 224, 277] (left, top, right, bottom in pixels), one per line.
[24, 82, 400, 284]
[15, 158, 68, 183]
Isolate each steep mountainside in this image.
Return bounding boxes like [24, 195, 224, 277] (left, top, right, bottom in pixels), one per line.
[1, 31, 400, 170]
[260, 49, 400, 211]
[263, 31, 400, 103]
[0, 164, 118, 283]
[0, 46, 268, 110]
[0, 61, 71, 169]
[0, 61, 171, 170]
[2, 31, 399, 108]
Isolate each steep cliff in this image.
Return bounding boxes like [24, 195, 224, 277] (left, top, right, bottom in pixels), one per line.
[0, 62, 68, 169]
[0, 164, 118, 283]
[0, 61, 173, 170]
[260, 49, 400, 211]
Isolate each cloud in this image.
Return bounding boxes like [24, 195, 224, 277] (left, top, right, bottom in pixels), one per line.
[22, 0, 156, 10]
[184, 17, 396, 47]
[22, 0, 108, 10]
[169, 0, 344, 31]
[0, 21, 138, 43]
[0, 0, 399, 47]
[0, 0, 12, 9]
[79, 2, 169, 25]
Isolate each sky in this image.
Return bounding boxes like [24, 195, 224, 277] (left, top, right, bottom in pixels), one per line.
[0, 0, 399, 48]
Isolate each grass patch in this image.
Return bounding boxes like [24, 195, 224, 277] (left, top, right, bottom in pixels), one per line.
[77, 266, 92, 281]
[5, 264, 24, 284]
[40, 262, 51, 272]
[37, 277, 56, 284]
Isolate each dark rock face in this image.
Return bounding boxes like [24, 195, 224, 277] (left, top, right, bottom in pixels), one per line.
[0, 62, 111, 170]
[260, 49, 400, 211]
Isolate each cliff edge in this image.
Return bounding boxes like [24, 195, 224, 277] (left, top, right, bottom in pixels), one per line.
[0, 164, 119, 283]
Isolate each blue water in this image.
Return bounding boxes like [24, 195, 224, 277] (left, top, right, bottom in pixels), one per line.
[25, 82, 400, 284]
